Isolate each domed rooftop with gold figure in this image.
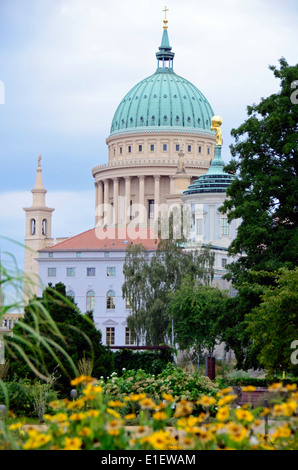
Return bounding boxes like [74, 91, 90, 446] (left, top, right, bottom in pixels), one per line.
[92, 10, 217, 228]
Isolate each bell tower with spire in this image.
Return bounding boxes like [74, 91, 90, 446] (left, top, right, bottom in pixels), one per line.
[23, 156, 55, 299]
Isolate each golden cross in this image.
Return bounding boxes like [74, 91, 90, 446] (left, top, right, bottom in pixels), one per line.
[163, 6, 169, 20]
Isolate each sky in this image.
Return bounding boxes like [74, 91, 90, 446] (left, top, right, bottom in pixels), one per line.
[0, 0, 297, 277]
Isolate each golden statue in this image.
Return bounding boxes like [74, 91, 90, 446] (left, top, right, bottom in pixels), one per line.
[211, 115, 223, 146]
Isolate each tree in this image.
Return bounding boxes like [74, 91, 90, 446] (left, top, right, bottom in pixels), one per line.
[245, 268, 298, 375]
[220, 58, 298, 284]
[6, 283, 113, 394]
[167, 277, 229, 355]
[122, 240, 215, 346]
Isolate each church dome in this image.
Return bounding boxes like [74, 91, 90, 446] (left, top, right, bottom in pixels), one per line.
[110, 27, 214, 137]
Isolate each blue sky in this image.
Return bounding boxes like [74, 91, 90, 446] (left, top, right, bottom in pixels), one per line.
[0, 0, 297, 277]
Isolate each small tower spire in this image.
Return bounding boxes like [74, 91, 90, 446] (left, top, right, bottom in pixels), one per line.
[156, 7, 175, 71]
[32, 154, 47, 206]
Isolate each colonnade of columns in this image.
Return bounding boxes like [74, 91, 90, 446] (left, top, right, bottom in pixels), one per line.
[95, 175, 163, 226]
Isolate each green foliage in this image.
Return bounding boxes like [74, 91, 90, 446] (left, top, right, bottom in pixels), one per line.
[168, 277, 229, 354]
[113, 349, 173, 376]
[246, 268, 298, 374]
[220, 58, 298, 281]
[122, 240, 215, 345]
[5, 283, 114, 395]
[0, 378, 58, 417]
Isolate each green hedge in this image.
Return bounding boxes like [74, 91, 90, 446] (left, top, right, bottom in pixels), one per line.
[225, 377, 298, 387]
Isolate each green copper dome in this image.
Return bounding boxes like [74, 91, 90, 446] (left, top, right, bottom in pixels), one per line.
[183, 146, 235, 194]
[110, 28, 214, 137]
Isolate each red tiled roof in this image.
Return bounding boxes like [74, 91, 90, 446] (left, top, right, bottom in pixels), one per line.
[40, 227, 159, 252]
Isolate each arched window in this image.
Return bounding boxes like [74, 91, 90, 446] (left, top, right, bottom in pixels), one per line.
[86, 290, 95, 311]
[106, 290, 115, 310]
[31, 219, 36, 235]
[42, 219, 47, 236]
[67, 290, 75, 302]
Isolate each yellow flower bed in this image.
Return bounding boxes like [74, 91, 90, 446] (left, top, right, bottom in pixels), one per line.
[1, 378, 297, 450]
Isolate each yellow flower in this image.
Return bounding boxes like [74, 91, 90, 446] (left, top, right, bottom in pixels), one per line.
[153, 411, 167, 421]
[50, 412, 69, 423]
[272, 425, 291, 440]
[268, 382, 283, 391]
[107, 408, 121, 419]
[108, 400, 126, 407]
[124, 393, 146, 402]
[218, 395, 237, 407]
[146, 430, 176, 450]
[48, 400, 61, 410]
[70, 375, 94, 386]
[105, 419, 123, 436]
[286, 384, 297, 391]
[235, 408, 254, 423]
[139, 397, 157, 410]
[196, 428, 215, 443]
[174, 400, 193, 418]
[63, 437, 82, 450]
[220, 387, 234, 395]
[227, 422, 248, 442]
[69, 412, 85, 421]
[216, 406, 230, 422]
[9, 422, 23, 431]
[197, 396, 216, 407]
[23, 433, 52, 450]
[66, 398, 85, 410]
[86, 409, 100, 418]
[78, 427, 92, 437]
[124, 413, 136, 420]
[162, 392, 175, 402]
[241, 386, 256, 392]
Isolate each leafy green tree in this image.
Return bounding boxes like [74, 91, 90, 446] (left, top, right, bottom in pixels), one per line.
[6, 283, 113, 395]
[220, 58, 298, 284]
[245, 268, 298, 375]
[168, 277, 229, 355]
[122, 240, 215, 346]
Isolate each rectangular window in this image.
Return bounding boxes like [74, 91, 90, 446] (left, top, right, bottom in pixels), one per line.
[48, 252, 54, 258]
[150, 144, 155, 151]
[87, 267, 96, 277]
[207, 147, 210, 155]
[221, 218, 229, 236]
[198, 146, 202, 153]
[107, 267, 116, 277]
[66, 267, 75, 277]
[138, 145, 143, 152]
[106, 327, 115, 346]
[76, 252, 82, 258]
[125, 327, 133, 346]
[128, 145, 132, 153]
[148, 199, 155, 219]
[176, 144, 180, 152]
[188, 145, 192, 152]
[48, 268, 56, 277]
[163, 144, 167, 151]
[222, 258, 227, 268]
[119, 147, 123, 155]
[104, 252, 109, 258]
[196, 218, 204, 236]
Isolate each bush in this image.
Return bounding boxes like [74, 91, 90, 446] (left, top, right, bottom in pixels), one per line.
[113, 349, 172, 376]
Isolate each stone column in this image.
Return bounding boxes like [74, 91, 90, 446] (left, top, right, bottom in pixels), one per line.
[113, 177, 119, 226]
[125, 177, 131, 225]
[138, 175, 145, 224]
[103, 179, 110, 225]
[95, 181, 103, 225]
[154, 175, 160, 220]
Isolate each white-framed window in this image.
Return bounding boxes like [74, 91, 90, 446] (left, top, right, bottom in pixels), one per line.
[221, 218, 229, 236]
[148, 199, 155, 219]
[125, 327, 133, 346]
[86, 290, 95, 311]
[48, 268, 56, 277]
[222, 258, 227, 268]
[198, 146, 202, 154]
[107, 290, 115, 309]
[196, 218, 204, 236]
[163, 144, 167, 151]
[106, 327, 115, 346]
[107, 267, 116, 277]
[87, 267, 96, 277]
[188, 145, 191, 152]
[76, 252, 82, 258]
[138, 145, 143, 152]
[49, 253, 54, 258]
[150, 144, 155, 151]
[67, 290, 75, 302]
[66, 267, 75, 277]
